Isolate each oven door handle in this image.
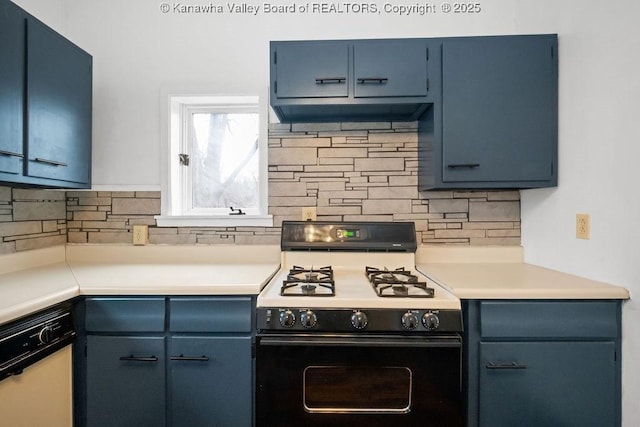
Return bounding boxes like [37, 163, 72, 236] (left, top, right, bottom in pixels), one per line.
[258, 335, 461, 348]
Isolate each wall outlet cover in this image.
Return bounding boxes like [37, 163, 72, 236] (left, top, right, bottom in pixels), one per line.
[133, 225, 149, 245]
[302, 207, 317, 221]
[576, 213, 590, 240]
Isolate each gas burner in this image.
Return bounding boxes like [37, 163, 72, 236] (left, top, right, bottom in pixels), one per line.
[392, 285, 409, 297]
[365, 266, 435, 298]
[281, 266, 335, 297]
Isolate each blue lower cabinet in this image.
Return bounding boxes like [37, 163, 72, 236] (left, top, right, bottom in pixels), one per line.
[170, 336, 252, 427]
[86, 336, 166, 427]
[464, 300, 622, 427]
[81, 296, 255, 427]
[479, 341, 616, 427]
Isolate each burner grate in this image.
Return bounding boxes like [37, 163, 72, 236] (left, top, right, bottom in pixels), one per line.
[365, 266, 435, 298]
[281, 266, 335, 297]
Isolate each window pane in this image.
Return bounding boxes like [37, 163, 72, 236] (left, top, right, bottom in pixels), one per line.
[191, 112, 259, 210]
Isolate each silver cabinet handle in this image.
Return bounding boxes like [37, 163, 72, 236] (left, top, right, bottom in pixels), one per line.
[0, 150, 24, 158]
[447, 163, 480, 169]
[35, 157, 68, 167]
[485, 362, 528, 370]
[315, 77, 346, 84]
[357, 77, 389, 84]
[119, 355, 159, 362]
[170, 354, 209, 362]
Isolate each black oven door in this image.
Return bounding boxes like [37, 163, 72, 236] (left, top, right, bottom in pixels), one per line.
[256, 334, 463, 427]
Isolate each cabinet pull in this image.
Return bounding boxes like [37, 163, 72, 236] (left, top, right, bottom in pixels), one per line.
[170, 354, 209, 362]
[485, 362, 528, 370]
[119, 355, 159, 362]
[0, 150, 24, 158]
[315, 77, 346, 84]
[35, 157, 68, 167]
[357, 77, 389, 84]
[447, 163, 480, 169]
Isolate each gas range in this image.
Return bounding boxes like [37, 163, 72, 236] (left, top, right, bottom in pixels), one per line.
[256, 221, 462, 334]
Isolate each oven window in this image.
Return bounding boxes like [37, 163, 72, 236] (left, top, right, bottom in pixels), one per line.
[304, 366, 411, 413]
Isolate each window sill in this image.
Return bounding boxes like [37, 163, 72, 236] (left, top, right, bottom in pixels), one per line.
[155, 215, 273, 227]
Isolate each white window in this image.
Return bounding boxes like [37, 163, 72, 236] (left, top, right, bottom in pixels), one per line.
[157, 95, 272, 227]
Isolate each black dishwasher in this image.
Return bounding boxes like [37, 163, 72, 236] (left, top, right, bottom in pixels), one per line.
[0, 301, 76, 381]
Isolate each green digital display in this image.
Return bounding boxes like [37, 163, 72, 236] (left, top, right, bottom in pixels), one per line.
[337, 229, 359, 239]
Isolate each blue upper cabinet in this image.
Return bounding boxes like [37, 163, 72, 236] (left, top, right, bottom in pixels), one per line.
[353, 40, 429, 98]
[0, 0, 25, 178]
[270, 39, 434, 122]
[274, 41, 349, 99]
[270, 35, 558, 190]
[420, 34, 558, 189]
[26, 17, 92, 187]
[0, 0, 92, 189]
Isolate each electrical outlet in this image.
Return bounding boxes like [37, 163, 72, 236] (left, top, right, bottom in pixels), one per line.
[301, 207, 317, 221]
[133, 225, 148, 245]
[576, 214, 590, 240]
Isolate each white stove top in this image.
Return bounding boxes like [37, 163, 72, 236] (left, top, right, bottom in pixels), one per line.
[257, 252, 461, 310]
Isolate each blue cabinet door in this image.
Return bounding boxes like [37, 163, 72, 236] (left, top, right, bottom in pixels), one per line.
[274, 41, 349, 99]
[86, 336, 166, 427]
[0, 0, 25, 176]
[26, 17, 92, 187]
[170, 336, 252, 427]
[440, 35, 557, 185]
[354, 40, 429, 98]
[479, 341, 617, 427]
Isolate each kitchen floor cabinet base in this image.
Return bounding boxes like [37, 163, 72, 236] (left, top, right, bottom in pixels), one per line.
[86, 336, 166, 427]
[170, 336, 252, 427]
[463, 300, 622, 427]
[480, 341, 616, 427]
[78, 296, 254, 427]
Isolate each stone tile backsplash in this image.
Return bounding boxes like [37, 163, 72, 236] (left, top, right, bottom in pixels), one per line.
[0, 187, 67, 254]
[267, 122, 520, 245]
[0, 121, 521, 253]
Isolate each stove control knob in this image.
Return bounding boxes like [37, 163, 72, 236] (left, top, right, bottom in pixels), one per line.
[351, 311, 368, 330]
[38, 325, 54, 345]
[422, 312, 440, 331]
[402, 312, 419, 330]
[279, 310, 296, 328]
[300, 310, 318, 329]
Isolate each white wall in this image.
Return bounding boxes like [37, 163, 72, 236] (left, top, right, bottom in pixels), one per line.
[13, 0, 640, 423]
[518, 1, 640, 424]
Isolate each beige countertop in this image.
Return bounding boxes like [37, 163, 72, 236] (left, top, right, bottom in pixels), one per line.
[0, 244, 630, 325]
[0, 263, 78, 325]
[416, 246, 631, 300]
[72, 263, 280, 295]
[0, 245, 281, 325]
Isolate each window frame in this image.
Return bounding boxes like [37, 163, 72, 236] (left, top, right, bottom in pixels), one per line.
[157, 93, 272, 227]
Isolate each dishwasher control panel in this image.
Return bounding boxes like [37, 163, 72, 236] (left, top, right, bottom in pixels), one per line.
[0, 304, 76, 380]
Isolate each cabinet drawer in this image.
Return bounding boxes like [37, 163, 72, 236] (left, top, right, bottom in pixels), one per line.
[85, 297, 165, 332]
[169, 297, 252, 333]
[479, 301, 619, 338]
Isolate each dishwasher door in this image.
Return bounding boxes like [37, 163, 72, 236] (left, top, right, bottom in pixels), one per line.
[0, 345, 73, 426]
